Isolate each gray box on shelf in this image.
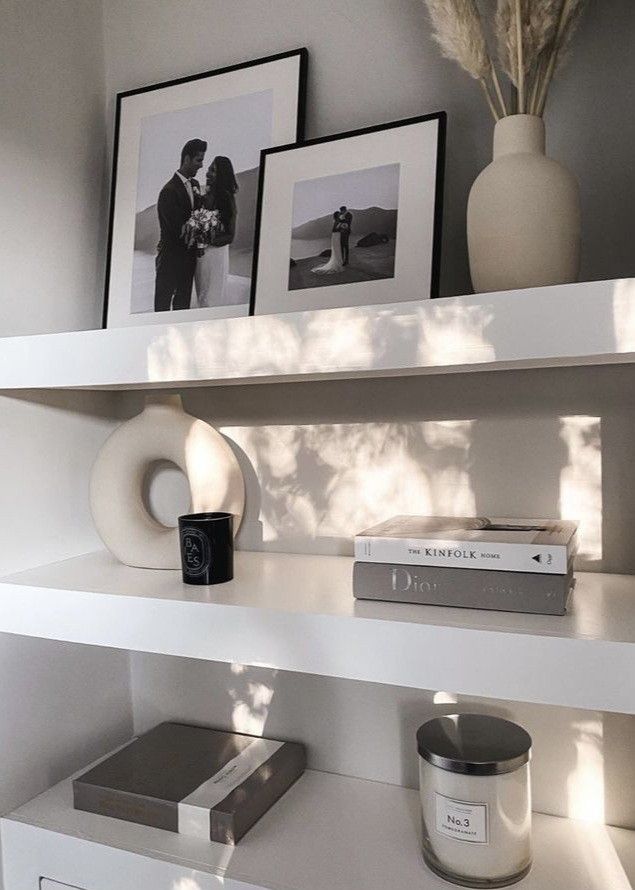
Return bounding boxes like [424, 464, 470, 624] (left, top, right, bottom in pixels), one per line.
[73, 722, 306, 845]
[353, 561, 575, 615]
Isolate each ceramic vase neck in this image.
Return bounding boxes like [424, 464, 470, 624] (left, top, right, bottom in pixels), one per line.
[493, 115, 545, 159]
[144, 393, 183, 411]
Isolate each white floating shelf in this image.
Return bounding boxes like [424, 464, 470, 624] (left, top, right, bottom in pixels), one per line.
[1, 550, 634, 713]
[2, 765, 633, 890]
[1, 279, 634, 390]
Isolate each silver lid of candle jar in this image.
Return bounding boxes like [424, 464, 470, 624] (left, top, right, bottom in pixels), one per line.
[417, 714, 532, 776]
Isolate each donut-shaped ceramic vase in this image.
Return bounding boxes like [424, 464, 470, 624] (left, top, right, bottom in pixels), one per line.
[90, 395, 244, 569]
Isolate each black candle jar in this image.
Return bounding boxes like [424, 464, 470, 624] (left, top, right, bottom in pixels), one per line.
[178, 512, 233, 585]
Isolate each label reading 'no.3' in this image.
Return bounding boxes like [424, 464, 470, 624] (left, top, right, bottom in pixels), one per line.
[435, 792, 488, 844]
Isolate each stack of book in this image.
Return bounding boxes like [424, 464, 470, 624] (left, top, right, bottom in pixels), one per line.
[353, 516, 578, 615]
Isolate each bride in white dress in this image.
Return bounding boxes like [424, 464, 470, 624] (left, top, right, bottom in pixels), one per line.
[195, 156, 238, 307]
[312, 210, 346, 275]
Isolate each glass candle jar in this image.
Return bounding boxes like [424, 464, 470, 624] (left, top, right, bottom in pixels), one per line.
[417, 714, 532, 888]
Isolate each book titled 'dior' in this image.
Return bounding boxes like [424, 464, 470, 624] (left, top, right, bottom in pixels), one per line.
[73, 722, 306, 844]
[354, 516, 578, 615]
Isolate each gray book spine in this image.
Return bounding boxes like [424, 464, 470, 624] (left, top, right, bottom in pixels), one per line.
[72, 781, 176, 831]
[353, 561, 574, 615]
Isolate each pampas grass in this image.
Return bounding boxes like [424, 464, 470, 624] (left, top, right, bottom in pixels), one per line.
[495, 0, 559, 81]
[422, 0, 586, 120]
[424, 0, 507, 120]
[425, 0, 489, 79]
[534, 0, 586, 114]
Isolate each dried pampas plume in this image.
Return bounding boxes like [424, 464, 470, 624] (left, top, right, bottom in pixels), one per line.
[534, 0, 587, 114]
[423, 0, 507, 120]
[495, 0, 559, 81]
[425, 0, 489, 80]
[551, 0, 586, 70]
[422, 0, 587, 120]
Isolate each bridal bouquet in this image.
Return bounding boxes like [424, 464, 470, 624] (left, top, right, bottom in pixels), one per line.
[182, 208, 220, 252]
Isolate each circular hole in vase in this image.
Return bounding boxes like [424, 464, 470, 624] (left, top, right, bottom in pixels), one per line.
[142, 460, 191, 528]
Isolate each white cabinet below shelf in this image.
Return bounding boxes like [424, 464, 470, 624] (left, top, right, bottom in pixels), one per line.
[2, 765, 633, 890]
[0, 278, 634, 390]
[0, 550, 634, 713]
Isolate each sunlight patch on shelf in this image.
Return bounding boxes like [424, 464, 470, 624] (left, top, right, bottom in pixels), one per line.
[612, 278, 635, 352]
[566, 716, 605, 824]
[567, 825, 631, 890]
[433, 691, 458, 705]
[417, 303, 496, 367]
[147, 314, 307, 384]
[303, 309, 373, 372]
[559, 416, 602, 560]
[224, 314, 301, 377]
[147, 326, 192, 382]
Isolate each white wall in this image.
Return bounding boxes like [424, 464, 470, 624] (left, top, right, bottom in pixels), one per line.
[0, 0, 107, 336]
[101, 0, 635, 298]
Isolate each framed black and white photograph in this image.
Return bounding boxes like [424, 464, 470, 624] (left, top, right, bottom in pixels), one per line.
[251, 112, 445, 316]
[103, 49, 307, 329]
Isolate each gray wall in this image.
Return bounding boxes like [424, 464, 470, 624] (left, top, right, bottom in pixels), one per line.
[0, 0, 107, 336]
[102, 0, 635, 298]
[0, 4, 131, 861]
[2, 0, 632, 319]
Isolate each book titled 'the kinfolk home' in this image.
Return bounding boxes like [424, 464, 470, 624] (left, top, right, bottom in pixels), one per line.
[355, 516, 578, 574]
[73, 722, 306, 844]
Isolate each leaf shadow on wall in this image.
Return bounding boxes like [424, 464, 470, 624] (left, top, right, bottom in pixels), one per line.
[184, 364, 618, 570]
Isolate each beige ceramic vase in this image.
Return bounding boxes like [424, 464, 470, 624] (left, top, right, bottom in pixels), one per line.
[90, 394, 245, 569]
[467, 114, 580, 293]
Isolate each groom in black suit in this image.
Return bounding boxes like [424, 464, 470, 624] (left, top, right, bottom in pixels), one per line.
[154, 139, 207, 312]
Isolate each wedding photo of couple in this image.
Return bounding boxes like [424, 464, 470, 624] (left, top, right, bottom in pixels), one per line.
[289, 162, 400, 292]
[312, 205, 353, 273]
[153, 139, 238, 312]
[130, 88, 273, 316]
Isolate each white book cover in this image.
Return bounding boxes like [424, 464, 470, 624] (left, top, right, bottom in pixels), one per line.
[354, 516, 578, 574]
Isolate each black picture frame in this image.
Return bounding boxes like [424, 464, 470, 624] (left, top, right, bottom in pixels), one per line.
[103, 48, 308, 329]
[250, 110, 446, 316]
